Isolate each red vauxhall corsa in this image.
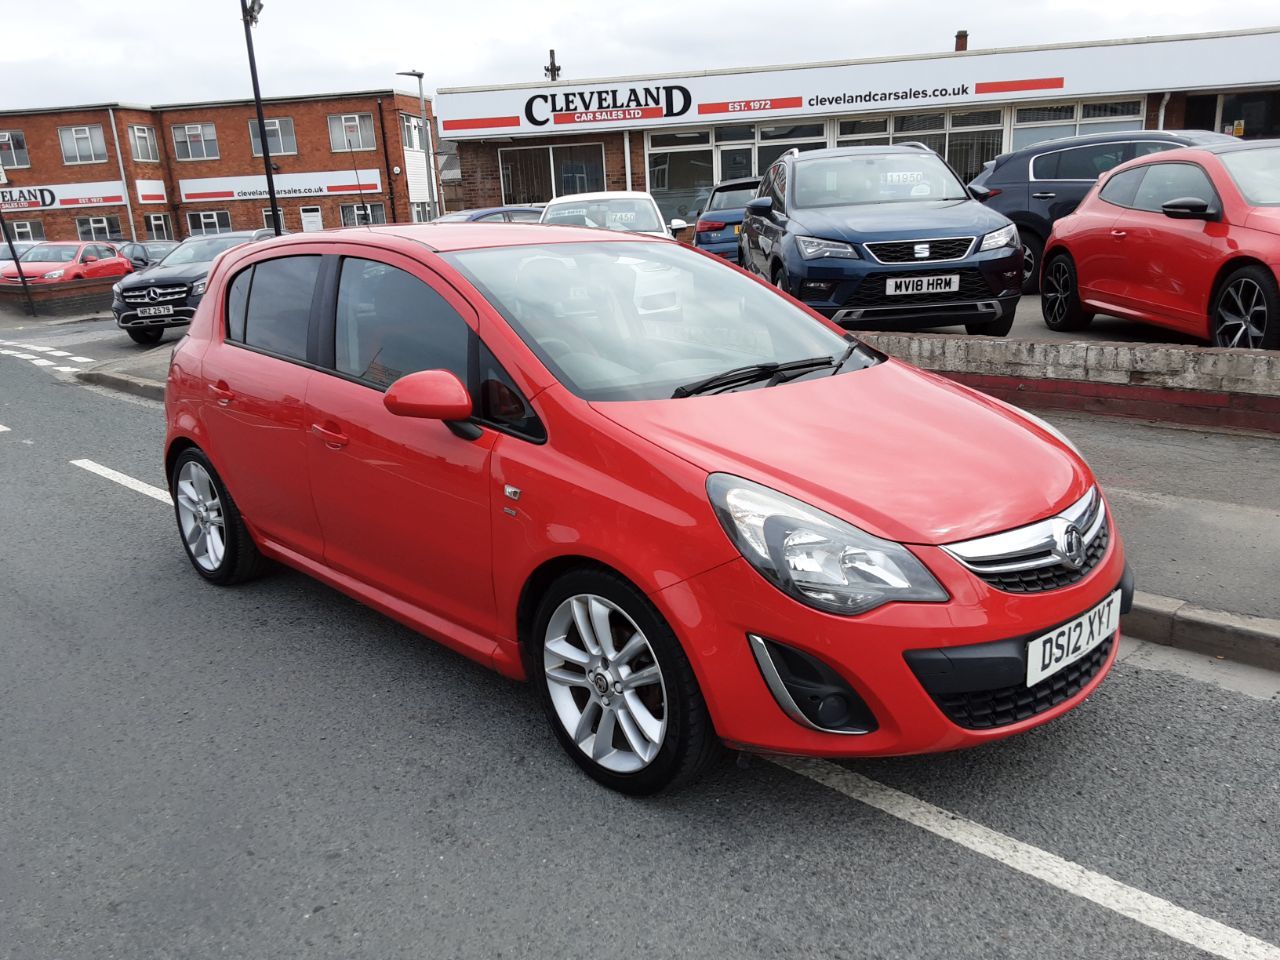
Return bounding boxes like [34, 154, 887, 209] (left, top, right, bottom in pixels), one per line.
[1042, 140, 1280, 348]
[0, 241, 132, 284]
[164, 223, 1132, 794]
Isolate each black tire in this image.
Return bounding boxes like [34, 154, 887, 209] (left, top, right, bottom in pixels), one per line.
[1040, 254, 1095, 332]
[965, 311, 1016, 336]
[169, 447, 267, 585]
[531, 568, 721, 795]
[772, 263, 790, 296]
[126, 327, 164, 345]
[1209, 264, 1280, 350]
[1019, 230, 1044, 294]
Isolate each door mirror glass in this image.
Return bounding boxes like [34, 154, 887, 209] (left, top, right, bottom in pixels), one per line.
[383, 369, 473, 421]
[1161, 196, 1213, 219]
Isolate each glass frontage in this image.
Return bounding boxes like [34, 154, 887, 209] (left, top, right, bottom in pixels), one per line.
[648, 148, 713, 221]
[499, 143, 605, 205]
[1220, 91, 1280, 139]
[1010, 99, 1143, 149]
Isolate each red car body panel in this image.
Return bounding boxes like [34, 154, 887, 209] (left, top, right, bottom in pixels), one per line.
[0, 241, 132, 284]
[166, 224, 1126, 756]
[1047, 146, 1280, 340]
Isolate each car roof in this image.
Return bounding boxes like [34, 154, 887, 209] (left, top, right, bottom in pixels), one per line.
[1199, 137, 1280, 155]
[782, 144, 939, 163]
[1014, 129, 1234, 155]
[181, 230, 261, 240]
[543, 190, 657, 204]
[237, 222, 666, 254]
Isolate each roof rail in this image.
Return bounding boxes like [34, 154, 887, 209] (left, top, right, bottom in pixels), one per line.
[895, 141, 936, 152]
[782, 147, 801, 159]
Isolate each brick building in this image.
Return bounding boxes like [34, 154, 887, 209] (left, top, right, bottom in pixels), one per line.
[0, 89, 443, 244]
[435, 27, 1280, 222]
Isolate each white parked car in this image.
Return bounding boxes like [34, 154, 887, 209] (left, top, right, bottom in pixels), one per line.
[539, 191, 686, 238]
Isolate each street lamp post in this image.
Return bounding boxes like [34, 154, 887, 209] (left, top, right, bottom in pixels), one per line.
[240, 0, 281, 236]
[396, 70, 438, 221]
[0, 163, 37, 317]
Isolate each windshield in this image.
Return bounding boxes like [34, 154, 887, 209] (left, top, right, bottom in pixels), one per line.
[541, 199, 664, 233]
[793, 153, 969, 208]
[20, 244, 79, 263]
[707, 186, 758, 211]
[160, 236, 245, 266]
[446, 241, 873, 401]
[433, 211, 472, 222]
[1221, 147, 1280, 206]
[144, 242, 175, 258]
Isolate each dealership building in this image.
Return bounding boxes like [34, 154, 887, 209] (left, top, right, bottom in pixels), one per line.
[0, 89, 442, 244]
[436, 27, 1280, 221]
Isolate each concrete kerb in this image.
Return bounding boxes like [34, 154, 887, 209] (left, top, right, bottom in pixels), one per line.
[75, 368, 165, 402]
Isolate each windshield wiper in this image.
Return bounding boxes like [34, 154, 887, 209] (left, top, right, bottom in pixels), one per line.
[672, 355, 836, 398]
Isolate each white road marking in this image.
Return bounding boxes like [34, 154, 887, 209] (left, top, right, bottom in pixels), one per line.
[0, 349, 17, 355]
[13, 353, 37, 360]
[48, 350, 72, 357]
[0, 424, 9, 433]
[69, 459, 172, 504]
[29, 358, 55, 367]
[53, 366, 82, 373]
[773, 758, 1280, 960]
[24, 345, 55, 352]
[70, 356, 96, 363]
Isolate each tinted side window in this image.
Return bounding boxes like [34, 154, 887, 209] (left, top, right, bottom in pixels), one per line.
[1030, 151, 1059, 180]
[1099, 168, 1146, 209]
[242, 256, 321, 361]
[775, 165, 788, 213]
[225, 266, 253, 341]
[1132, 163, 1217, 213]
[476, 340, 545, 441]
[1131, 141, 1180, 159]
[1056, 144, 1127, 180]
[335, 257, 469, 388]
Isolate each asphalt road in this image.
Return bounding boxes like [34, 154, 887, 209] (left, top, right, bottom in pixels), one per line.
[2, 321, 1279, 960]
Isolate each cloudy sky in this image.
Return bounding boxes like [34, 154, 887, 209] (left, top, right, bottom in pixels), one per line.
[2, 0, 1277, 110]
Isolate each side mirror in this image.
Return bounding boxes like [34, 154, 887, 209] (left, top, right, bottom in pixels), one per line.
[969, 184, 993, 202]
[668, 218, 688, 233]
[82, 255, 98, 263]
[746, 196, 774, 217]
[1161, 196, 1214, 220]
[383, 369, 472, 421]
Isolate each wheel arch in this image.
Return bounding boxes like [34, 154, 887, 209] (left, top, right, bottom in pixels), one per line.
[1206, 256, 1276, 316]
[164, 435, 201, 489]
[515, 555, 637, 671]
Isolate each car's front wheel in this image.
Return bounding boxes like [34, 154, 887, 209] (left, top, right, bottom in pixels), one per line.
[1019, 230, 1043, 294]
[126, 327, 164, 345]
[1041, 255, 1094, 332]
[1210, 265, 1279, 349]
[773, 264, 791, 295]
[170, 447, 266, 585]
[532, 569, 720, 795]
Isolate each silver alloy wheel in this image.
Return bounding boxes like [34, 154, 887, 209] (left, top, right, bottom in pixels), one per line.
[1022, 243, 1036, 286]
[175, 461, 226, 572]
[1043, 260, 1071, 326]
[543, 594, 668, 773]
[1214, 277, 1268, 348]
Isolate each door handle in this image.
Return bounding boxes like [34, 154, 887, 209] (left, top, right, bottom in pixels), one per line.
[1032, 192, 1057, 200]
[208, 382, 235, 406]
[310, 423, 349, 449]
[1111, 230, 1128, 239]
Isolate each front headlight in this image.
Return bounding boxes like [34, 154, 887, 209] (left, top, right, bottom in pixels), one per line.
[192, 279, 207, 296]
[111, 283, 121, 297]
[796, 236, 860, 260]
[979, 223, 1018, 252]
[43, 269, 65, 279]
[707, 474, 948, 615]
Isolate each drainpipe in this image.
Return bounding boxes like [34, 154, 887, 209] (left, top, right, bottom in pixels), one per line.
[623, 129, 633, 190]
[1156, 92, 1171, 130]
[377, 98, 398, 223]
[108, 108, 138, 241]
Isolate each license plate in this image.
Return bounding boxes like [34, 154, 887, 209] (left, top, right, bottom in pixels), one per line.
[886, 275, 959, 296]
[1026, 589, 1122, 687]
[733, 224, 741, 234]
[137, 305, 174, 317]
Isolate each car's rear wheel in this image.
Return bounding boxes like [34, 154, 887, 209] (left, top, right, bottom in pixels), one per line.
[170, 448, 266, 585]
[532, 569, 720, 795]
[126, 327, 164, 345]
[1041, 255, 1094, 332]
[1019, 230, 1043, 294]
[1210, 265, 1279, 350]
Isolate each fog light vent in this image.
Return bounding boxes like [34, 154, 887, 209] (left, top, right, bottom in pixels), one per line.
[800, 280, 836, 300]
[747, 635, 877, 734]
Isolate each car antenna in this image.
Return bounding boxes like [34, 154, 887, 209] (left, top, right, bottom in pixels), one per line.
[343, 118, 373, 232]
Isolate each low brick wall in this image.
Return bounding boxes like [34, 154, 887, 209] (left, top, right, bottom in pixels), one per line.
[860, 333, 1280, 433]
[0, 277, 115, 320]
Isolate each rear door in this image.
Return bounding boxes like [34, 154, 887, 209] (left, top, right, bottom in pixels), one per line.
[1028, 141, 1129, 231]
[1070, 167, 1141, 307]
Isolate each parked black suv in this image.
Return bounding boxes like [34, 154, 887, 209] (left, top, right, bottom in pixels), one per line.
[969, 129, 1236, 291]
[112, 230, 271, 345]
[741, 144, 1022, 335]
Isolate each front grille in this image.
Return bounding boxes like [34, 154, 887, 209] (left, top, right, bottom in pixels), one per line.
[123, 284, 188, 304]
[928, 635, 1113, 730]
[845, 268, 993, 308]
[865, 237, 973, 263]
[977, 521, 1109, 593]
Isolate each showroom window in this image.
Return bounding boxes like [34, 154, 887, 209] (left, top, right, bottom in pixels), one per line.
[187, 210, 232, 235]
[647, 134, 713, 222]
[76, 216, 122, 241]
[129, 125, 159, 162]
[498, 143, 605, 205]
[329, 113, 375, 151]
[172, 123, 220, 161]
[249, 118, 297, 156]
[1012, 99, 1143, 149]
[145, 213, 172, 240]
[755, 122, 826, 171]
[339, 202, 386, 226]
[0, 130, 31, 168]
[836, 117, 890, 147]
[5, 220, 44, 241]
[60, 125, 108, 164]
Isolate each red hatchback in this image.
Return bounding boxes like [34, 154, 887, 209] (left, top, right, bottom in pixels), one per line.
[0, 241, 132, 284]
[165, 224, 1131, 793]
[1042, 140, 1280, 348]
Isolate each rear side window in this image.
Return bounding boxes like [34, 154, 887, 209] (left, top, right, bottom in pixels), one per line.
[1098, 168, 1146, 209]
[228, 255, 321, 362]
[1035, 143, 1128, 181]
[334, 257, 469, 388]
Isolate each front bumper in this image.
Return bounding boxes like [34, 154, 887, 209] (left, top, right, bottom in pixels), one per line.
[113, 294, 201, 331]
[653, 513, 1128, 758]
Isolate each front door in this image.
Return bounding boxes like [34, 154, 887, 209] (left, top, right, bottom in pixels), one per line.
[304, 249, 499, 636]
